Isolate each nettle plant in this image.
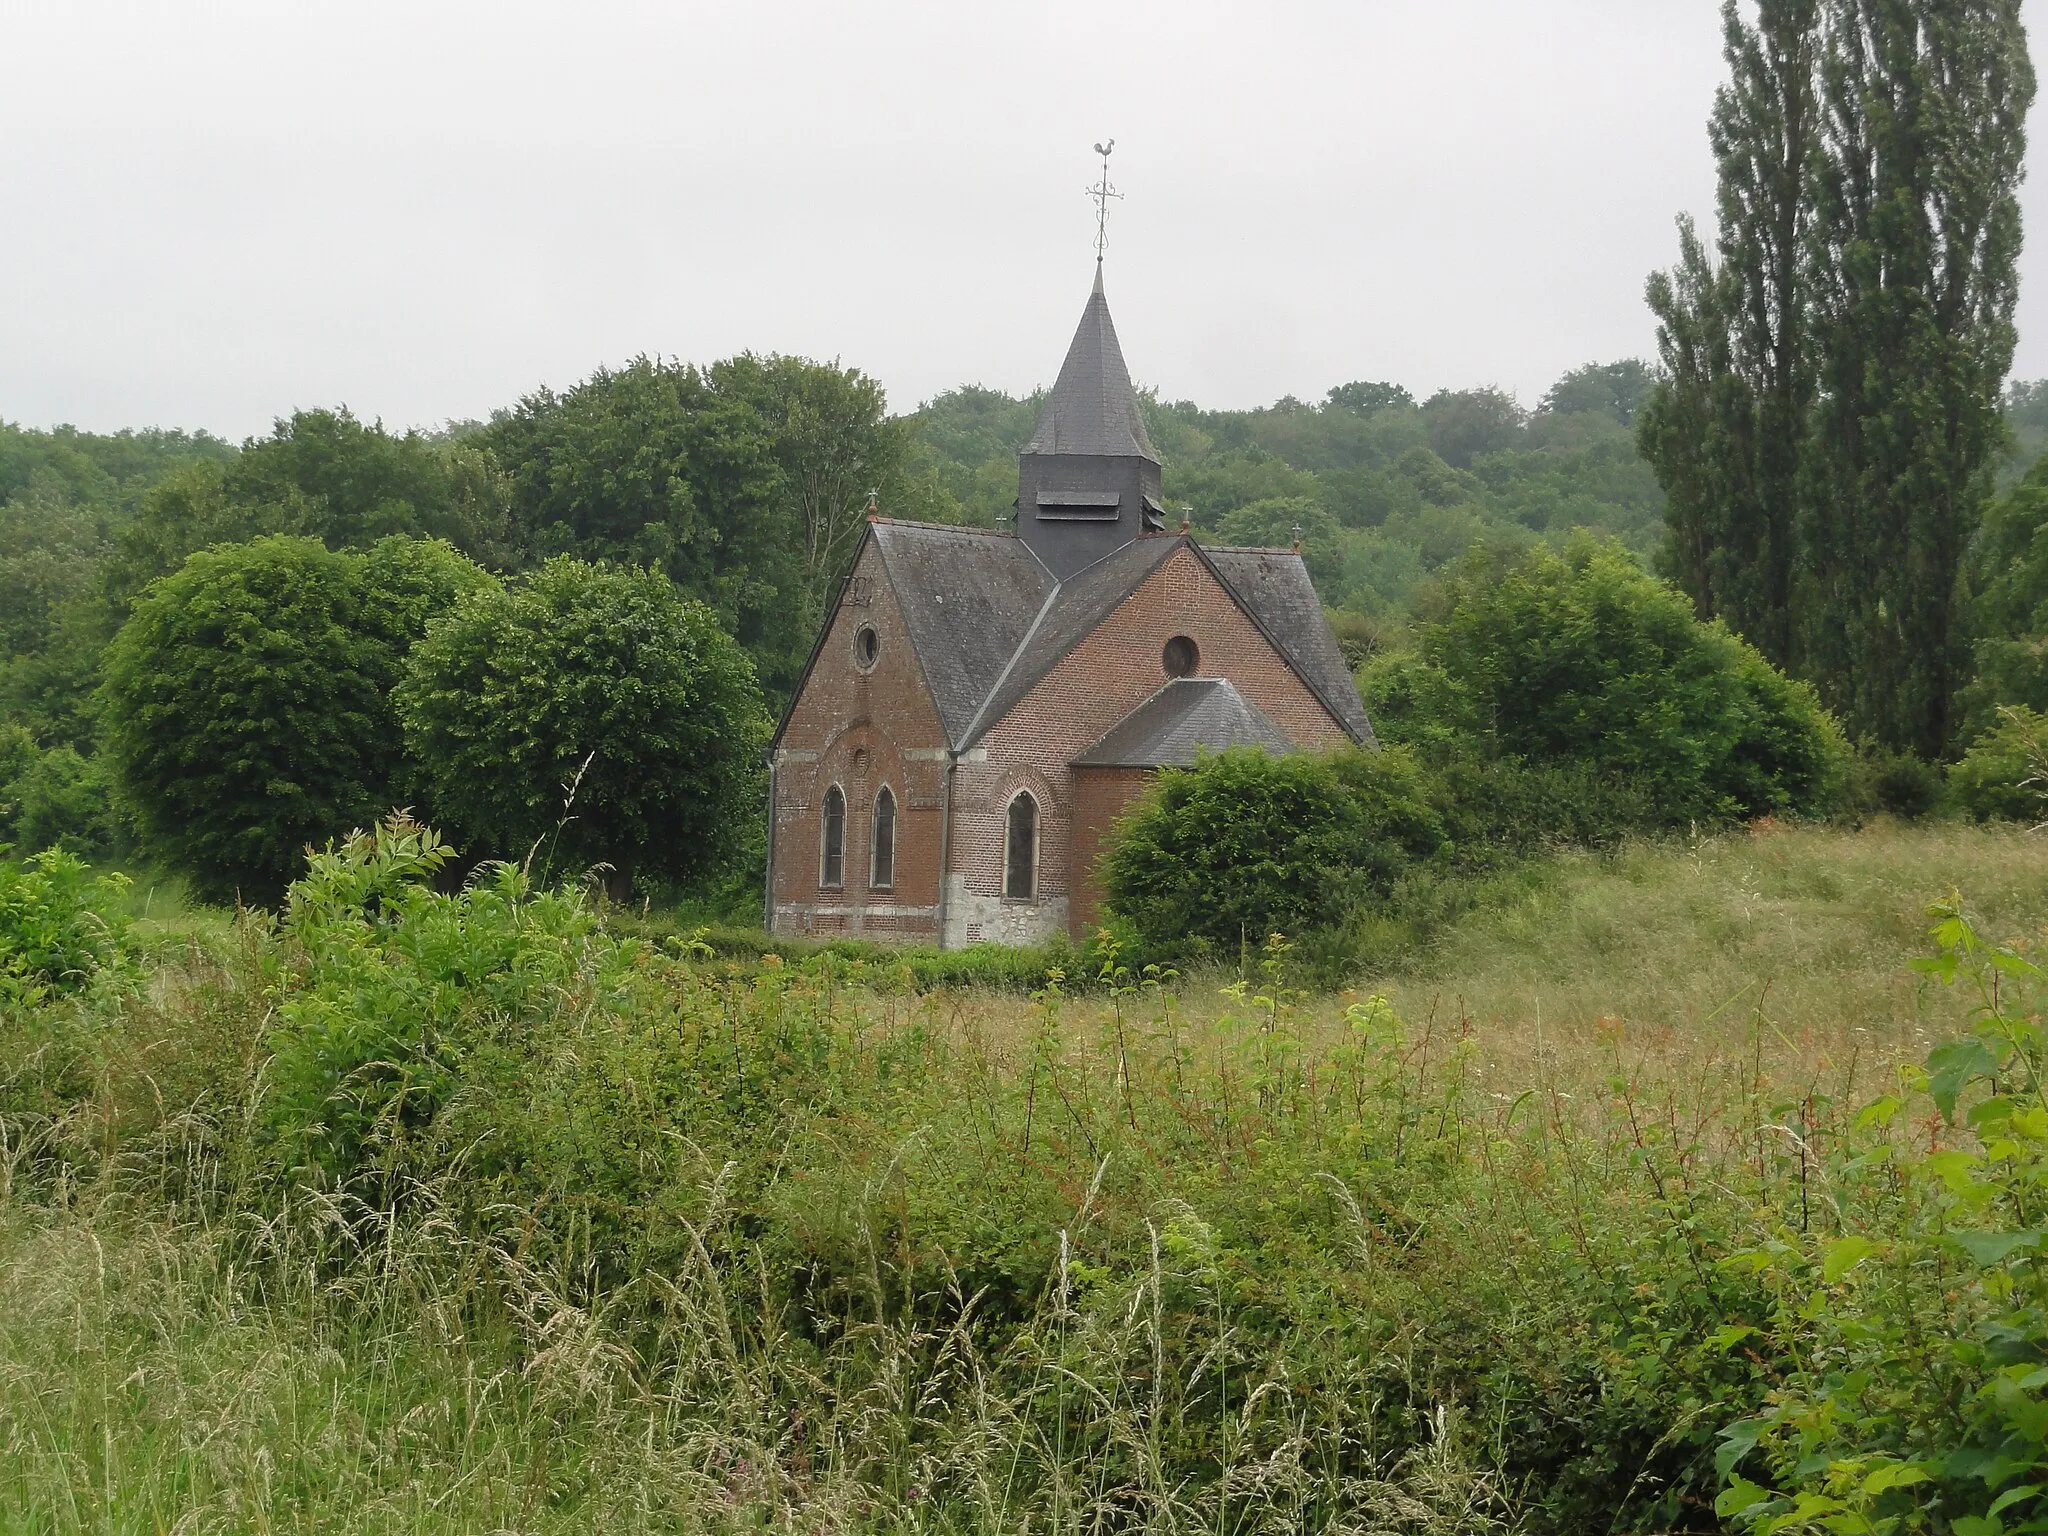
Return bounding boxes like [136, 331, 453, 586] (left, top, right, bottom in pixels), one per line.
[1720, 899, 2048, 1536]
[0, 847, 130, 1008]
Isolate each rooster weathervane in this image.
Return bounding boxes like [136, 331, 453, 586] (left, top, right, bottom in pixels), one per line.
[1087, 140, 1122, 263]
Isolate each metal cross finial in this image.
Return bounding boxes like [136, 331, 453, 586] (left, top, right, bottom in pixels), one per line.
[1087, 140, 1122, 263]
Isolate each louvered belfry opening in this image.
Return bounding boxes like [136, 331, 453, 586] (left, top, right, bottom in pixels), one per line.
[1015, 267, 1166, 580]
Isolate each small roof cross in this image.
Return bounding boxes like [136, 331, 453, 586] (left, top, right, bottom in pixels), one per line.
[1087, 140, 1122, 264]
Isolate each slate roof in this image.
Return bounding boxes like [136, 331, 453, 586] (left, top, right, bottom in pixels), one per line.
[1203, 547, 1377, 743]
[1074, 679, 1294, 767]
[866, 521, 1053, 744]
[963, 535, 1183, 742]
[777, 522, 1374, 755]
[1022, 268, 1160, 462]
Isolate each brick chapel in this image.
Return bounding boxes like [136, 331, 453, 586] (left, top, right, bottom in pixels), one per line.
[766, 263, 1376, 947]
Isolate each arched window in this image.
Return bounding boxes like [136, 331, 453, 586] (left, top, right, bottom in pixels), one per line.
[821, 785, 846, 889]
[871, 786, 896, 889]
[1004, 792, 1038, 900]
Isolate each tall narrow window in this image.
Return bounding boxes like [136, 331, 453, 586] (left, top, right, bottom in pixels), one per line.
[871, 786, 896, 889]
[821, 785, 846, 888]
[1004, 792, 1037, 900]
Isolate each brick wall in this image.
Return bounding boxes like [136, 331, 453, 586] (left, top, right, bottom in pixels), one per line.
[953, 541, 1351, 945]
[1069, 766, 1150, 936]
[770, 535, 950, 941]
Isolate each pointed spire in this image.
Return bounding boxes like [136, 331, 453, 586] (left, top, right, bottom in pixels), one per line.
[1024, 273, 1158, 462]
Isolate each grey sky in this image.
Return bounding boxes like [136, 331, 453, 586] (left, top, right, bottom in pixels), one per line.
[3, 1, 2043, 440]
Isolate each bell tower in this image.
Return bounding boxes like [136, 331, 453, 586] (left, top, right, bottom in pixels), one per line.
[1015, 143, 1165, 581]
[1015, 266, 1165, 579]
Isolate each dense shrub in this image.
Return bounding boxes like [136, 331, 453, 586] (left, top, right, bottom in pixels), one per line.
[1362, 537, 1849, 824]
[395, 558, 767, 896]
[1101, 746, 1444, 954]
[1851, 746, 1947, 821]
[99, 535, 489, 903]
[1946, 705, 2048, 822]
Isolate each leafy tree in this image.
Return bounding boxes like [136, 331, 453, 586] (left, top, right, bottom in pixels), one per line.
[1541, 360, 1659, 426]
[99, 536, 487, 904]
[483, 354, 920, 700]
[1422, 388, 1527, 470]
[0, 425, 234, 749]
[0, 485, 118, 748]
[1946, 704, 2047, 821]
[1214, 496, 1332, 545]
[1961, 455, 2048, 737]
[1213, 497, 1343, 585]
[481, 358, 805, 693]
[1166, 451, 1325, 522]
[0, 486, 111, 661]
[0, 421, 234, 514]
[2, 744, 125, 860]
[1325, 381, 1416, 416]
[707, 354, 915, 640]
[1101, 747, 1444, 953]
[2003, 378, 2048, 476]
[912, 384, 1042, 467]
[107, 409, 508, 604]
[395, 558, 766, 897]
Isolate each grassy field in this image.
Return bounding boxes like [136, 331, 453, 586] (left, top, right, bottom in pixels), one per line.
[1, 820, 2043, 1534]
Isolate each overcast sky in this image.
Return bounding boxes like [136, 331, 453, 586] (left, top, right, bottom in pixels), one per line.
[3, 1, 2044, 440]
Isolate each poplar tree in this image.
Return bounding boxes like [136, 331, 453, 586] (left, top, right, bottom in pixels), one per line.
[1643, 0, 2033, 754]
[1641, 0, 1820, 668]
[1802, 0, 2034, 755]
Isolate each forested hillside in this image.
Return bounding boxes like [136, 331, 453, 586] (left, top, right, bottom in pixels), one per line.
[910, 363, 1666, 628]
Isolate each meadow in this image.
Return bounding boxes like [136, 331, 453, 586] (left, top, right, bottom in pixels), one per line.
[2, 820, 2044, 1534]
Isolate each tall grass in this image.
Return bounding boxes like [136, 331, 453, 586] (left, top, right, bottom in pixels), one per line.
[0, 820, 2042, 1534]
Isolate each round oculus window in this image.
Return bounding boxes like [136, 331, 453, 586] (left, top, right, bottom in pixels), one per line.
[1162, 634, 1199, 678]
[852, 624, 880, 670]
